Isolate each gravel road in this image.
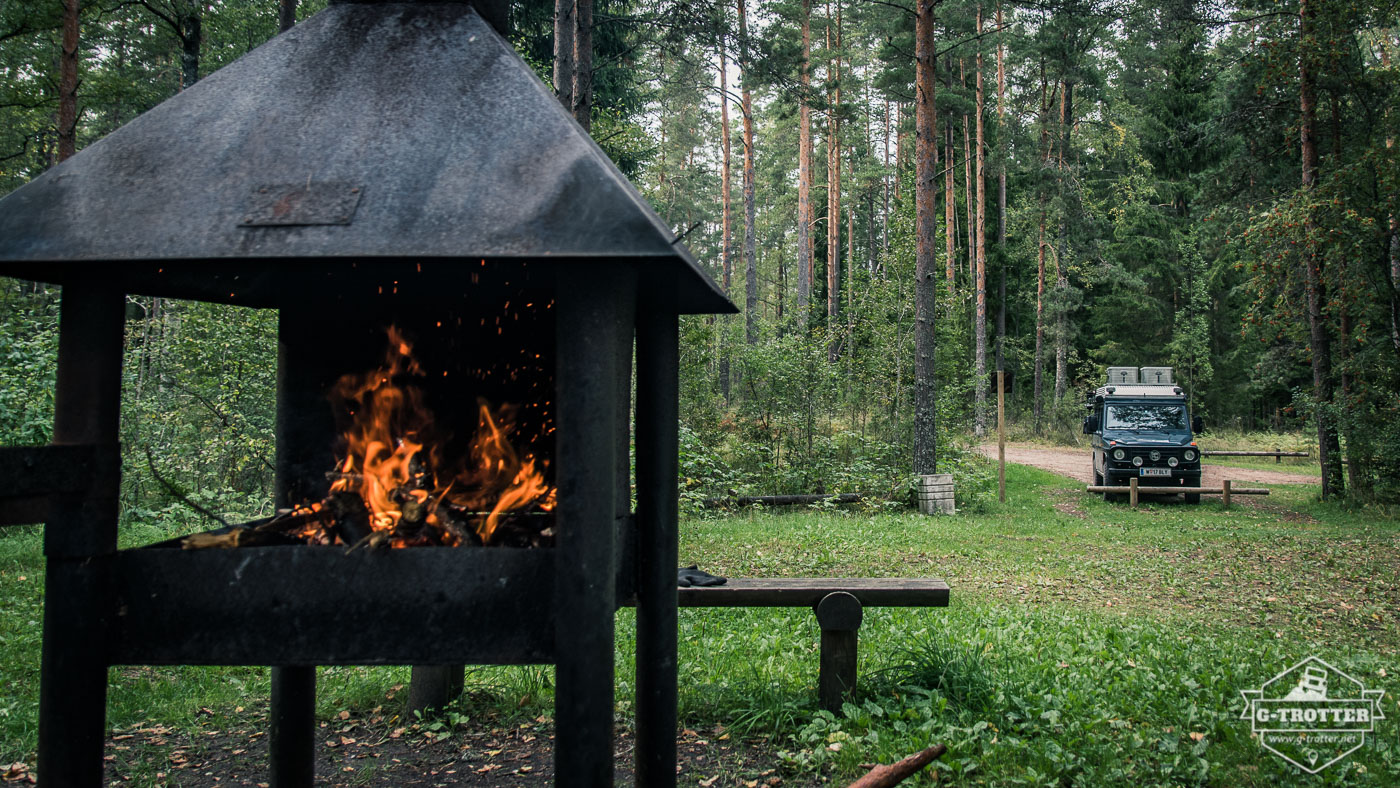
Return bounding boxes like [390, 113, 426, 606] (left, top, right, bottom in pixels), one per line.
[976, 443, 1320, 487]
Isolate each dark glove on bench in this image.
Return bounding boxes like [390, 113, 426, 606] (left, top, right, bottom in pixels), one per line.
[678, 565, 727, 587]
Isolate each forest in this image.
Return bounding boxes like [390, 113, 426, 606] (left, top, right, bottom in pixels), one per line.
[1, 0, 1398, 514]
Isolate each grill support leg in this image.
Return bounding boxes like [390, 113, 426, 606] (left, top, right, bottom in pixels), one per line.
[270, 666, 316, 788]
[635, 310, 679, 788]
[409, 666, 465, 715]
[38, 284, 124, 787]
[553, 270, 632, 787]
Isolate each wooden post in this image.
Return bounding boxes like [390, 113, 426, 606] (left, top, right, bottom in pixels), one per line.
[1129, 477, 1138, 508]
[997, 370, 1006, 503]
[1222, 479, 1232, 509]
[815, 592, 862, 712]
[1276, 447, 1281, 464]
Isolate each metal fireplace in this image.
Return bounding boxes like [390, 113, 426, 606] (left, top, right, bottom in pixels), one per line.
[0, 2, 734, 786]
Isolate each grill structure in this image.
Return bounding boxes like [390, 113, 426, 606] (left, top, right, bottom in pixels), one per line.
[0, 2, 733, 786]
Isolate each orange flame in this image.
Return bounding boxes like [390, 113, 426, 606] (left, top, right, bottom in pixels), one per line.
[326, 327, 553, 545]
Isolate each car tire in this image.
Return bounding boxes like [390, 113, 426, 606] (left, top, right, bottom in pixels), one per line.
[1185, 493, 1201, 505]
[1094, 470, 1103, 487]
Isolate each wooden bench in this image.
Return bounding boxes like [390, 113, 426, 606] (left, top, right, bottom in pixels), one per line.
[678, 578, 951, 711]
[409, 578, 951, 715]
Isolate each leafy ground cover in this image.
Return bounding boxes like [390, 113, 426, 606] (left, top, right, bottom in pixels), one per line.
[2, 464, 1398, 786]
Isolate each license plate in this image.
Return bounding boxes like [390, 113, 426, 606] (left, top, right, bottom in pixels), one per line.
[1140, 468, 1171, 477]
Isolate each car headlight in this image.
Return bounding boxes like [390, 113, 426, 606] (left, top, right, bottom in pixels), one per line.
[1132, 456, 1143, 467]
[1150, 450, 1161, 461]
[1113, 448, 1126, 461]
[1184, 449, 1197, 462]
[1168, 456, 1179, 467]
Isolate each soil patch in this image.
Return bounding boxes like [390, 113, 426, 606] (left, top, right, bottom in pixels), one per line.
[98, 712, 801, 787]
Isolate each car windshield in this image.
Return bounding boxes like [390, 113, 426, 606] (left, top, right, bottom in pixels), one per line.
[1105, 403, 1187, 431]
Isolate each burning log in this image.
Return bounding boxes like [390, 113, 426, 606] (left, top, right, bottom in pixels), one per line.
[846, 743, 947, 788]
[325, 491, 374, 546]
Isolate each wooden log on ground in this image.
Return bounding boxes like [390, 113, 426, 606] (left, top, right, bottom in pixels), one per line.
[702, 493, 864, 508]
[846, 743, 947, 788]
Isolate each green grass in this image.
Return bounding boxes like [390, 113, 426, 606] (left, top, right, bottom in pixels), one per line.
[3, 463, 1399, 785]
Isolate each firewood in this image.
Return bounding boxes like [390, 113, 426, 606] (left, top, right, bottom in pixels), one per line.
[845, 743, 947, 788]
[181, 528, 301, 550]
[325, 491, 373, 545]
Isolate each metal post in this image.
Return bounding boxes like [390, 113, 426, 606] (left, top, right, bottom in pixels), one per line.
[270, 309, 335, 788]
[408, 666, 465, 716]
[554, 268, 632, 787]
[1129, 477, 1138, 509]
[39, 283, 124, 788]
[270, 666, 316, 788]
[635, 309, 679, 788]
[997, 370, 1006, 503]
[1222, 479, 1232, 509]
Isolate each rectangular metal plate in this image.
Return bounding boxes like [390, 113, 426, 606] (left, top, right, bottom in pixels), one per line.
[106, 546, 555, 665]
[239, 182, 362, 226]
[1140, 468, 1172, 477]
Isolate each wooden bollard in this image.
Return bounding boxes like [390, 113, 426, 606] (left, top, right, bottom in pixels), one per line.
[1129, 477, 1138, 508]
[1276, 448, 1281, 464]
[1222, 479, 1232, 509]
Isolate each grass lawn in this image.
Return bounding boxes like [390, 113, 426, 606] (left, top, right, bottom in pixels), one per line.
[2, 463, 1398, 786]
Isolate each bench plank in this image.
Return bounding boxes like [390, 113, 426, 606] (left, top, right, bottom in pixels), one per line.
[677, 577, 949, 608]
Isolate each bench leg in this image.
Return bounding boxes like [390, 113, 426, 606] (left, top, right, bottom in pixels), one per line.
[815, 592, 863, 712]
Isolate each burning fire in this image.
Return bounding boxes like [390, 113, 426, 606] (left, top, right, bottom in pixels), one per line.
[318, 327, 554, 546]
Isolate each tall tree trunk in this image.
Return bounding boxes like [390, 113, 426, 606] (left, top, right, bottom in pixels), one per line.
[826, 2, 842, 362]
[279, 0, 296, 32]
[719, 44, 733, 400]
[1053, 80, 1071, 406]
[178, 3, 200, 90]
[973, 8, 987, 437]
[995, 3, 1007, 374]
[738, 0, 758, 345]
[882, 98, 891, 252]
[945, 121, 956, 285]
[962, 106, 973, 284]
[1033, 65, 1051, 433]
[913, 0, 939, 475]
[797, 0, 813, 322]
[895, 103, 905, 201]
[1382, 44, 1400, 354]
[571, 0, 593, 131]
[553, 0, 575, 111]
[57, 0, 79, 161]
[1299, 0, 1344, 498]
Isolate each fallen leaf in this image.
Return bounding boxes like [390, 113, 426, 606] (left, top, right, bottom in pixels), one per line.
[338, 710, 351, 720]
[699, 777, 718, 787]
[1190, 732, 1205, 741]
[340, 736, 355, 746]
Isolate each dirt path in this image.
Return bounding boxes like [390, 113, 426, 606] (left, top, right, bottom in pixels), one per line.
[977, 443, 1320, 486]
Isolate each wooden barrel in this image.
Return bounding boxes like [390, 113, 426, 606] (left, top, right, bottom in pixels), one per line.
[917, 473, 955, 515]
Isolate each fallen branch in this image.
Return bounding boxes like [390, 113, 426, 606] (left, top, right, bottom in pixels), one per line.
[847, 743, 947, 788]
[143, 445, 230, 528]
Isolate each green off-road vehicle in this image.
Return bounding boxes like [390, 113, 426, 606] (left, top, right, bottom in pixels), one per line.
[1084, 366, 1205, 503]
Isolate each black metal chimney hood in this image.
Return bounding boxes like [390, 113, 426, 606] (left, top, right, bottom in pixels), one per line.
[0, 0, 732, 315]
